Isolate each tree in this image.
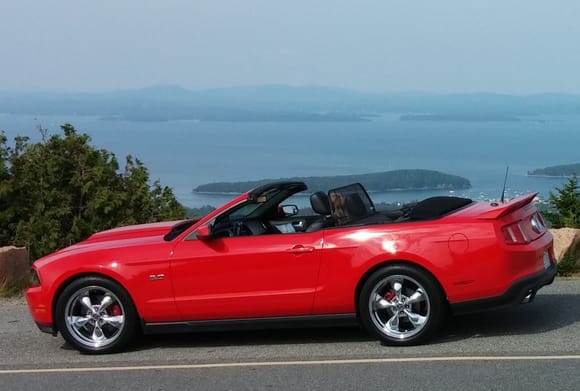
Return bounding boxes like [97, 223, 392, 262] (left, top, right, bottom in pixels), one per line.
[0, 124, 186, 260]
[546, 175, 580, 228]
[0, 132, 14, 243]
[120, 155, 185, 225]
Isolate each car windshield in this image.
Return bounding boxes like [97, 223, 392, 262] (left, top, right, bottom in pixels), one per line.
[228, 203, 262, 220]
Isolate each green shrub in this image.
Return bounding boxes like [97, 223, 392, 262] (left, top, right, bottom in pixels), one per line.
[545, 175, 580, 228]
[1, 124, 187, 261]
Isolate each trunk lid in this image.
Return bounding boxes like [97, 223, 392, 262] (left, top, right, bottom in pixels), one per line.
[452, 193, 547, 244]
[476, 193, 539, 220]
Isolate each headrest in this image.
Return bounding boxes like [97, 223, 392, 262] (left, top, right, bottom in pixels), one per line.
[310, 191, 331, 215]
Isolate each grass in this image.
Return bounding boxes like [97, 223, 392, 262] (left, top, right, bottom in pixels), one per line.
[0, 274, 32, 298]
[0, 279, 23, 297]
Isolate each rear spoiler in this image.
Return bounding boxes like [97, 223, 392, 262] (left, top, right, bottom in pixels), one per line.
[477, 193, 538, 220]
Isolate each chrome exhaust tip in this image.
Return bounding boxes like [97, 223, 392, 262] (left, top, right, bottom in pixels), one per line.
[521, 289, 536, 304]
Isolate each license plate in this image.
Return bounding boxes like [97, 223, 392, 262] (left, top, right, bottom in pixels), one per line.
[543, 251, 551, 269]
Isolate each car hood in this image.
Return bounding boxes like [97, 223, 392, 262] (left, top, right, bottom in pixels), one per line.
[33, 220, 191, 268]
[83, 220, 188, 244]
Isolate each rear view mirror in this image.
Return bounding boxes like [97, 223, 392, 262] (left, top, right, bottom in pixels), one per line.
[280, 204, 299, 217]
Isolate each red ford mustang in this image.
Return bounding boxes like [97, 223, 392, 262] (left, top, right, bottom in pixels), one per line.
[26, 181, 556, 353]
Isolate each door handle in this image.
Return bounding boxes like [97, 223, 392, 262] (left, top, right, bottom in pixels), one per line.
[287, 245, 315, 254]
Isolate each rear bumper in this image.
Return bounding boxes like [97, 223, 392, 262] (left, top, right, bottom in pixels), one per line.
[450, 261, 557, 315]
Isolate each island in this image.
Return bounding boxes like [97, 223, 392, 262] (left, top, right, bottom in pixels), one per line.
[193, 169, 471, 194]
[399, 114, 521, 122]
[528, 163, 580, 177]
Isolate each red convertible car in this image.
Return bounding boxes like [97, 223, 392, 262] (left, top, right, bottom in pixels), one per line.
[26, 181, 556, 353]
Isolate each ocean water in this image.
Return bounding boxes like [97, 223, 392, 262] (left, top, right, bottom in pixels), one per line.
[1, 113, 577, 208]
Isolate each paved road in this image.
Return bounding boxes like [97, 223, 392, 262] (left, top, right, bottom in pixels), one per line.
[1, 280, 579, 390]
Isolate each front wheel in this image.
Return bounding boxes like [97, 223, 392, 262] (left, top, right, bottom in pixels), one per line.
[358, 264, 445, 346]
[55, 276, 138, 354]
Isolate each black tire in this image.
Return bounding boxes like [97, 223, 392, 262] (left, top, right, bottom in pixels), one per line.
[55, 276, 138, 354]
[358, 264, 445, 346]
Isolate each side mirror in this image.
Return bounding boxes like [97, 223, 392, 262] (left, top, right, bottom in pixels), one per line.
[196, 225, 212, 240]
[280, 204, 299, 217]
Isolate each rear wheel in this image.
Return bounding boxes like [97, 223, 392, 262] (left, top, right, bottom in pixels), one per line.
[55, 276, 137, 354]
[358, 264, 445, 346]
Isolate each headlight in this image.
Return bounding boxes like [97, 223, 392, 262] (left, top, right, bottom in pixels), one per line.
[30, 268, 41, 287]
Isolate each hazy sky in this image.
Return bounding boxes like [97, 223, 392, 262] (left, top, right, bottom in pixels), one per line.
[1, 0, 579, 93]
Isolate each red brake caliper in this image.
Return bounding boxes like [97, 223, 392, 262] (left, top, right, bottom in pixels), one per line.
[384, 290, 395, 301]
[110, 304, 122, 316]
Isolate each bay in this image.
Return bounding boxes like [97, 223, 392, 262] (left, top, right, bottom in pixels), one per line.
[0, 113, 576, 208]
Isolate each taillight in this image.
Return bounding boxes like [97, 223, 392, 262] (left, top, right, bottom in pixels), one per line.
[502, 222, 529, 245]
[532, 212, 547, 233]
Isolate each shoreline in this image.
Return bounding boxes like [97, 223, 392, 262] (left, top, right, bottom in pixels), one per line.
[194, 186, 471, 196]
[526, 174, 575, 179]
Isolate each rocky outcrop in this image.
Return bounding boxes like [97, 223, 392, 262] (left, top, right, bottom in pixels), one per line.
[0, 246, 30, 293]
[550, 228, 580, 262]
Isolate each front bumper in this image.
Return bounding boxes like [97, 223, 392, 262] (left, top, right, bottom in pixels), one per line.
[25, 285, 57, 335]
[450, 261, 557, 315]
[35, 322, 56, 335]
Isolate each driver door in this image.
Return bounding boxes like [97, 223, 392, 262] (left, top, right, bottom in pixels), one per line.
[170, 230, 323, 320]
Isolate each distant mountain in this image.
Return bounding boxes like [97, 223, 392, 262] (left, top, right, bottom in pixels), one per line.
[528, 163, 580, 177]
[1, 85, 579, 122]
[193, 169, 472, 194]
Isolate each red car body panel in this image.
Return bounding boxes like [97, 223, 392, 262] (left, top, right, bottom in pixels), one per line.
[170, 231, 324, 319]
[25, 184, 555, 336]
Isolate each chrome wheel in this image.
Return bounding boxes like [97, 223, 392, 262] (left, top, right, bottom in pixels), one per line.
[369, 274, 430, 340]
[63, 285, 126, 349]
[359, 265, 444, 346]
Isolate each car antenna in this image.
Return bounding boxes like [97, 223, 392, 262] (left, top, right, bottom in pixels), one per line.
[500, 166, 509, 203]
